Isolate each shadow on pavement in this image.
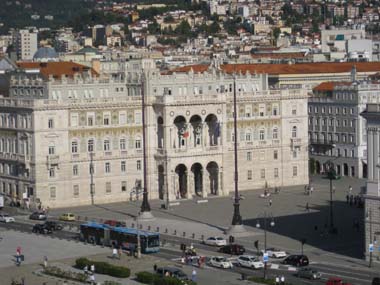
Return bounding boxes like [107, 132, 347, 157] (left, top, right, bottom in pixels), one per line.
[243, 200, 365, 259]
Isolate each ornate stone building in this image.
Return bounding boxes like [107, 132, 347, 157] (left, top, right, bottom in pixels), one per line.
[0, 62, 309, 208]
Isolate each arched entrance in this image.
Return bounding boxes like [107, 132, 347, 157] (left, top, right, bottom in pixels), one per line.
[175, 164, 187, 199]
[207, 162, 219, 195]
[190, 115, 202, 147]
[158, 165, 164, 200]
[316, 161, 321, 174]
[344, 163, 349, 176]
[205, 114, 219, 146]
[157, 117, 164, 149]
[174, 116, 187, 149]
[191, 163, 203, 196]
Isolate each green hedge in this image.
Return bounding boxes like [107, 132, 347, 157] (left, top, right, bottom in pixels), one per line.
[103, 281, 122, 285]
[75, 257, 130, 278]
[136, 271, 196, 285]
[44, 266, 87, 282]
[248, 276, 294, 285]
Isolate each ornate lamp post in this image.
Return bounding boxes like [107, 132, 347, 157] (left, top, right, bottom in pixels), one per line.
[256, 212, 275, 279]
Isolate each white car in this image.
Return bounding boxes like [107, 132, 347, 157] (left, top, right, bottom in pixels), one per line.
[209, 256, 233, 269]
[0, 213, 15, 223]
[262, 248, 287, 259]
[237, 255, 264, 269]
[204, 236, 227, 246]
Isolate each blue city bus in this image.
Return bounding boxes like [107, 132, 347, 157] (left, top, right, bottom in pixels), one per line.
[79, 222, 160, 253]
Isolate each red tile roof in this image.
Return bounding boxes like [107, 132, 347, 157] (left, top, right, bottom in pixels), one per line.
[169, 62, 380, 75]
[16, 61, 98, 78]
[313, 81, 352, 92]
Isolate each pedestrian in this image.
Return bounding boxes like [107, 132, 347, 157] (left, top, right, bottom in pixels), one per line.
[349, 185, 352, 194]
[349, 195, 353, 206]
[90, 273, 95, 285]
[90, 264, 95, 273]
[118, 247, 122, 259]
[112, 247, 117, 259]
[44, 255, 47, 268]
[269, 199, 272, 207]
[306, 203, 310, 212]
[275, 275, 280, 285]
[310, 186, 314, 195]
[354, 196, 357, 205]
[153, 264, 157, 272]
[84, 265, 88, 275]
[280, 275, 285, 285]
[346, 194, 349, 204]
[191, 269, 197, 282]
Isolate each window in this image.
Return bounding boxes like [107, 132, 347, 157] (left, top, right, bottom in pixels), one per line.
[350, 108, 354, 115]
[88, 139, 94, 152]
[48, 118, 54, 129]
[330, 119, 334, 126]
[273, 150, 278, 160]
[73, 185, 79, 197]
[50, 187, 56, 199]
[121, 181, 127, 192]
[260, 151, 265, 160]
[49, 168, 55, 178]
[120, 138, 126, 150]
[292, 105, 297, 115]
[87, 113, 94, 126]
[344, 149, 348, 157]
[103, 112, 110, 125]
[73, 165, 78, 176]
[71, 141, 78, 153]
[48, 145, 55, 155]
[322, 107, 325, 113]
[272, 128, 278, 139]
[247, 170, 252, 180]
[273, 105, 278, 116]
[106, 182, 111, 193]
[259, 129, 265, 140]
[135, 138, 141, 149]
[104, 139, 110, 151]
[293, 150, 297, 158]
[314, 106, 318, 113]
[343, 107, 347, 114]
[137, 160, 141, 170]
[119, 112, 126, 124]
[274, 168, 279, 178]
[121, 161, 126, 172]
[328, 107, 332, 114]
[259, 104, 265, 116]
[292, 126, 297, 138]
[293, 166, 298, 177]
[71, 113, 78, 127]
[245, 132, 252, 141]
[343, 120, 347, 127]
[104, 162, 111, 173]
[351, 150, 355, 157]
[335, 107, 339, 114]
[260, 169, 265, 179]
[135, 112, 142, 124]
[247, 152, 252, 161]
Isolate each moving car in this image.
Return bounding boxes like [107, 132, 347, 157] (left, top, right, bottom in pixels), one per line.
[29, 212, 47, 221]
[59, 213, 76, 221]
[219, 244, 245, 255]
[296, 267, 322, 280]
[282, 255, 309, 267]
[326, 277, 352, 285]
[32, 224, 53, 234]
[261, 248, 287, 258]
[204, 236, 227, 246]
[237, 255, 264, 269]
[44, 221, 63, 231]
[156, 267, 188, 280]
[209, 256, 233, 269]
[0, 213, 15, 223]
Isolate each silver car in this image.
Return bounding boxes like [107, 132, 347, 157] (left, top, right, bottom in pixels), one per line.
[296, 267, 322, 280]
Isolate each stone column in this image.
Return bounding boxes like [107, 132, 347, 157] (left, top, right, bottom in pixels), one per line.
[171, 172, 176, 200]
[217, 122, 222, 146]
[219, 170, 223, 195]
[188, 171, 194, 198]
[375, 130, 379, 181]
[201, 169, 208, 198]
[368, 129, 374, 181]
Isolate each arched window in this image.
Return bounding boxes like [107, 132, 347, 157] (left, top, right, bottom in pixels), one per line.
[104, 139, 110, 151]
[135, 136, 141, 149]
[272, 127, 278, 139]
[259, 129, 265, 141]
[71, 140, 78, 153]
[120, 138, 126, 150]
[88, 139, 94, 152]
[292, 126, 297, 138]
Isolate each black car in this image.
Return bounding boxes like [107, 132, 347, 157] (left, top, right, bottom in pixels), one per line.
[156, 267, 188, 280]
[44, 221, 63, 231]
[282, 255, 309, 267]
[219, 244, 246, 255]
[29, 212, 47, 221]
[32, 224, 52, 234]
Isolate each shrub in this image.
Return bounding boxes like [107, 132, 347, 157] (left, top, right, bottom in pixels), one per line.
[44, 266, 87, 282]
[75, 257, 130, 278]
[136, 271, 156, 284]
[136, 271, 196, 285]
[103, 281, 122, 285]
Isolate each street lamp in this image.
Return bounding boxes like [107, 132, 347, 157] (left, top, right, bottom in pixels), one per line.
[256, 212, 275, 280]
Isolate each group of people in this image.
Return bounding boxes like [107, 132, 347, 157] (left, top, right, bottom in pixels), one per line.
[275, 275, 286, 284]
[83, 264, 96, 284]
[111, 247, 123, 259]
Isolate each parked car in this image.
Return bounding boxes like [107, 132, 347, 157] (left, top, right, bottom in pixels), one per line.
[29, 212, 47, 221]
[219, 244, 245, 255]
[209, 256, 233, 269]
[372, 277, 380, 285]
[296, 267, 322, 280]
[237, 255, 264, 269]
[59, 213, 76, 221]
[204, 236, 227, 246]
[326, 277, 352, 285]
[32, 224, 52, 234]
[104, 220, 125, 227]
[261, 248, 287, 258]
[156, 267, 188, 280]
[0, 213, 15, 223]
[282, 255, 309, 267]
[44, 221, 63, 231]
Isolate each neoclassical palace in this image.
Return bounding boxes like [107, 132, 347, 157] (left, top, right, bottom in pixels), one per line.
[0, 61, 308, 208]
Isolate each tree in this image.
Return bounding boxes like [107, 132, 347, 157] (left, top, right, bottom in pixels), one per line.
[148, 20, 160, 34]
[164, 15, 174, 23]
[273, 27, 281, 39]
[175, 20, 191, 36]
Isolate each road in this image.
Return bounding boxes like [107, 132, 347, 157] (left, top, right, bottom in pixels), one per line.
[0, 219, 378, 284]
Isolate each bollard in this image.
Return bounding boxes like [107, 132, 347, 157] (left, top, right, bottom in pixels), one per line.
[165, 228, 168, 233]
[192, 233, 195, 239]
[173, 230, 177, 235]
[183, 232, 186, 237]
[148, 225, 151, 231]
[156, 227, 159, 232]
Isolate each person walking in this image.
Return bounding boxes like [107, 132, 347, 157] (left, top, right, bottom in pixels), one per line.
[90, 273, 95, 285]
[346, 194, 349, 204]
[306, 203, 310, 212]
[191, 269, 197, 282]
[83, 265, 88, 275]
[153, 264, 157, 272]
[310, 186, 314, 195]
[269, 199, 272, 207]
[349, 185, 352, 194]
[275, 275, 280, 285]
[112, 247, 117, 259]
[280, 275, 285, 285]
[90, 264, 95, 274]
[43, 256, 48, 268]
[118, 247, 122, 259]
